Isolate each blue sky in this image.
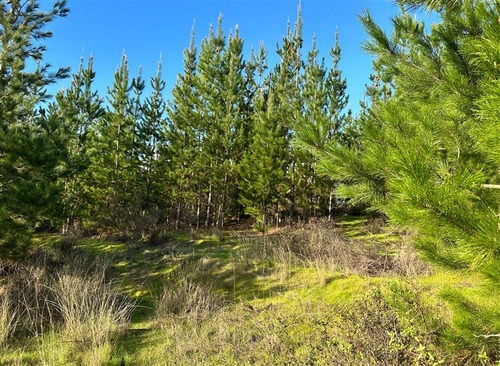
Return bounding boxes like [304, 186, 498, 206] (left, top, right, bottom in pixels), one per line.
[41, 0, 434, 113]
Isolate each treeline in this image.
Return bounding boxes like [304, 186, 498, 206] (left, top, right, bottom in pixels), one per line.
[0, 1, 354, 242]
[59, 11, 355, 235]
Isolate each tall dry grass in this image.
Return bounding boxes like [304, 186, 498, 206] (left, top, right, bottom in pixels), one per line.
[153, 284, 444, 365]
[0, 294, 17, 346]
[157, 276, 224, 324]
[244, 219, 429, 284]
[52, 269, 133, 346]
[0, 247, 134, 363]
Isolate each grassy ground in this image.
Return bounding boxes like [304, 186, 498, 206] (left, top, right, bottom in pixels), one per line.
[0, 216, 499, 365]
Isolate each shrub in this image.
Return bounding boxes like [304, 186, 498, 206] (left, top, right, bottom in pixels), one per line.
[329, 285, 444, 364]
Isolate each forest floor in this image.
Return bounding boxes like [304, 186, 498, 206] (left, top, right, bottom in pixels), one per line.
[0, 216, 499, 365]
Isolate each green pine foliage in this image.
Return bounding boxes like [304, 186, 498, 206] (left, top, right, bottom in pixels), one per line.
[239, 85, 286, 232]
[294, 30, 350, 219]
[166, 24, 202, 229]
[137, 59, 166, 216]
[272, 7, 305, 222]
[53, 55, 104, 233]
[0, 0, 70, 248]
[299, 0, 500, 291]
[87, 53, 138, 233]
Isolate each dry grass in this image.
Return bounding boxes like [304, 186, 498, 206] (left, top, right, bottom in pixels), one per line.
[157, 278, 224, 323]
[362, 215, 386, 234]
[242, 219, 430, 285]
[52, 269, 133, 346]
[0, 294, 17, 346]
[0, 246, 134, 364]
[393, 237, 432, 277]
[151, 283, 444, 365]
[1, 264, 54, 336]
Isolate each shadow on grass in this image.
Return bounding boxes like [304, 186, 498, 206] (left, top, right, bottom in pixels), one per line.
[73, 233, 292, 325]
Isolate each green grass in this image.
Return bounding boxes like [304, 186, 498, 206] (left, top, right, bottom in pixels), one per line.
[1, 217, 499, 365]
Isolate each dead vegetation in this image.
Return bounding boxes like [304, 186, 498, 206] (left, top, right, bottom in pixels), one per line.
[243, 219, 429, 279]
[0, 243, 134, 363]
[156, 278, 225, 323]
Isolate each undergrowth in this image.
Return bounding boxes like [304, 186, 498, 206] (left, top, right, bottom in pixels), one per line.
[0, 217, 498, 365]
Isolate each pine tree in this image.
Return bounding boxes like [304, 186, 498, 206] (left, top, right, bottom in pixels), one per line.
[0, 0, 71, 247]
[238, 42, 268, 222]
[53, 55, 104, 233]
[303, 1, 500, 293]
[88, 53, 138, 233]
[295, 30, 349, 219]
[239, 85, 286, 232]
[137, 58, 166, 217]
[194, 15, 248, 228]
[271, 5, 305, 223]
[166, 23, 202, 229]
[216, 24, 247, 227]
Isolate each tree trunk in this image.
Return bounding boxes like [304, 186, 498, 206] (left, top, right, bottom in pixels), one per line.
[196, 194, 201, 230]
[205, 185, 212, 229]
[175, 201, 181, 230]
[275, 199, 280, 229]
[328, 190, 333, 221]
[262, 207, 267, 236]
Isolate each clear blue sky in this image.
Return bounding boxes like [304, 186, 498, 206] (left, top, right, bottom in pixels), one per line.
[41, 0, 435, 113]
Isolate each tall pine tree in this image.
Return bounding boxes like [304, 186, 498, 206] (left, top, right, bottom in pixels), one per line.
[0, 0, 71, 248]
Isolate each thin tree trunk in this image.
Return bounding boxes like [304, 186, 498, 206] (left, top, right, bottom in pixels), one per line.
[114, 123, 121, 181]
[196, 194, 201, 230]
[217, 202, 223, 228]
[276, 199, 280, 230]
[62, 179, 69, 235]
[291, 160, 296, 225]
[262, 206, 267, 236]
[219, 171, 228, 228]
[175, 201, 181, 230]
[328, 190, 333, 222]
[205, 185, 212, 229]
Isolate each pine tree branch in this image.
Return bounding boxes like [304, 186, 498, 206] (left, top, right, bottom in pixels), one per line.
[396, 0, 461, 11]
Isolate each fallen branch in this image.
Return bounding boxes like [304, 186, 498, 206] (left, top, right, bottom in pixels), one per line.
[474, 334, 500, 339]
[481, 184, 500, 189]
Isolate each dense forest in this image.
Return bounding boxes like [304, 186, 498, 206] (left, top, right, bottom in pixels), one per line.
[0, 0, 499, 364]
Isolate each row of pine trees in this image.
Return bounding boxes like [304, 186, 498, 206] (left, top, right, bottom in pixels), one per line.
[52, 10, 354, 234]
